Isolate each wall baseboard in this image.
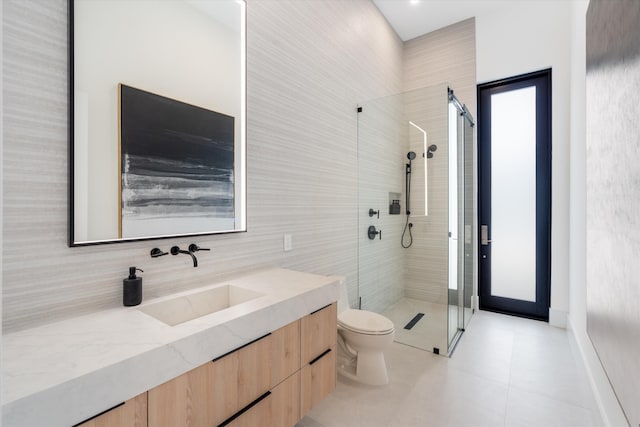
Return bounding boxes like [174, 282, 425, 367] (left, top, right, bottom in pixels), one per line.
[567, 317, 628, 427]
[549, 308, 568, 328]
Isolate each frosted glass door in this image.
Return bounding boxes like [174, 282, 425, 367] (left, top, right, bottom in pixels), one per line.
[490, 87, 536, 302]
[477, 69, 551, 321]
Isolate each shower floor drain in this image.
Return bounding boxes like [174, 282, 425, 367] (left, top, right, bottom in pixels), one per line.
[404, 313, 425, 330]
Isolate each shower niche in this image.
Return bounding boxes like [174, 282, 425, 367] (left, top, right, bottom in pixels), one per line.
[356, 83, 475, 356]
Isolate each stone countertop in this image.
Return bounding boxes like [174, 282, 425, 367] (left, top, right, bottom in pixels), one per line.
[2, 268, 339, 427]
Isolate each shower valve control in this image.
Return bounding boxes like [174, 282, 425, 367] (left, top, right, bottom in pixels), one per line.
[368, 225, 382, 240]
[368, 208, 379, 218]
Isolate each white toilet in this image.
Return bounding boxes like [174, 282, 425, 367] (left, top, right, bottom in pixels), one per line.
[335, 278, 395, 386]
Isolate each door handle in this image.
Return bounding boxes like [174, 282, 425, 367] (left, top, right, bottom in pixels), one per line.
[481, 225, 492, 246]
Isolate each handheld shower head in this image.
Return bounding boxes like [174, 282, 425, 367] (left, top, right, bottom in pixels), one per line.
[407, 151, 416, 160]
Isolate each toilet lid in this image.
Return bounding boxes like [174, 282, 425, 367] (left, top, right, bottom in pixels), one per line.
[338, 309, 395, 335]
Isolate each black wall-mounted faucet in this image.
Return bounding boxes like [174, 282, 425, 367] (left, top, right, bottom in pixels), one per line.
[188, 243, 210, 253]
[170, 245, 198, 267]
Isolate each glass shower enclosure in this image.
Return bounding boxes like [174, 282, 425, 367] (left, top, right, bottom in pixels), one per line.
[357, 83, 475, 356]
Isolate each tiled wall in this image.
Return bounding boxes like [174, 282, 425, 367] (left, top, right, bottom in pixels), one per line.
[1, 0, 403, 331]
[586, 1, 640, 425]
[402, 18, 476, 303]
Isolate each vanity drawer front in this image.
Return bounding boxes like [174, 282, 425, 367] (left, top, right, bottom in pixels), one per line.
[300, 303, 337, 364]
[271, 319, 300, 387]
[76, 392, 147, 427]
[300, 346, 336, 416]
[148, 362, 215, 427]
[211, 333, 273, 425]
[223, 371, 300, 427]
[270, 371, 301, 427]
[148, 333, 272, 427]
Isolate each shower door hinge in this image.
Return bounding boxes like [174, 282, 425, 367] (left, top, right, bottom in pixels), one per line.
[358, 296, 362, 309]
[357, 106, 363, 113]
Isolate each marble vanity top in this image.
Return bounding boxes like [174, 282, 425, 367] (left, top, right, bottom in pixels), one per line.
[2, 268, 339, 427]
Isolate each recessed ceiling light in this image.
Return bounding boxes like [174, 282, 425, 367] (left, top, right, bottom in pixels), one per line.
[410, 0, 420, 4]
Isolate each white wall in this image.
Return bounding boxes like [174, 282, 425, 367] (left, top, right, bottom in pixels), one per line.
[568, 1, 627, 425]
[2, 0, 403, 332]
[476, 1, 572, 324]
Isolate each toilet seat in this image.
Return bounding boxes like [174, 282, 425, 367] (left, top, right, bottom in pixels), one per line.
[338, 309, 394, 335]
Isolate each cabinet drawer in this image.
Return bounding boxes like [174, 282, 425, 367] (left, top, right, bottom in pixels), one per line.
[300, 346, 336, 415]
[211, 333, 272, 425]
[223, 371, 301, 427]
[271, 371, 301, 427]
[148, 362, 214, 427]
[219, 391, 271, 427]
[75, 393, 147, 427]
[300, 303, 337, 364]
[148, 333, 272, 427]
[271, 320, 300, 388]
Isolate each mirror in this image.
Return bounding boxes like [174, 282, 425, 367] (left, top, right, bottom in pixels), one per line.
[70, 0, 246, 246]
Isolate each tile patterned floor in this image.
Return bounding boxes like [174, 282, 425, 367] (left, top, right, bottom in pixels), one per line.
[381, 298, 474, 354]
[296, 310, 603, 427]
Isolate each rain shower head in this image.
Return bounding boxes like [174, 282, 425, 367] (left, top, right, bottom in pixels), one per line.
[407, 151, 416, 160]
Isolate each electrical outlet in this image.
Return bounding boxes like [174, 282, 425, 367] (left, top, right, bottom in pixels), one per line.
[283, 234, 293, 251]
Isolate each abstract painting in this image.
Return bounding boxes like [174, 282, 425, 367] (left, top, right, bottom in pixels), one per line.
[118, 84, 235, 239]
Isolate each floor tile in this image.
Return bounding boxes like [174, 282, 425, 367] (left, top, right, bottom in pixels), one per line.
[509, 331, 595, 408]
[389, 366, 509, 427]
[504, 387, 604, 427]
[297, 310, 605, 427]
[448, 319, 515, 384]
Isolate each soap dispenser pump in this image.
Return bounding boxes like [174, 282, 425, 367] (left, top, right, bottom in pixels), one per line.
[123, 267, 144, 306]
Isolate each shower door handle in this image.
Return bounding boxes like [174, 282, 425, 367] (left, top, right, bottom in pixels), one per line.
[481, 225, 492, 246]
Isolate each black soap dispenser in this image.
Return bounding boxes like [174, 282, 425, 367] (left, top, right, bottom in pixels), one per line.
[123, 267, 143, 306]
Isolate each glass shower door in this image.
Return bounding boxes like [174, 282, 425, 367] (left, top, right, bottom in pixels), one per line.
[448, 92, 475, 352]
[447, 102, 461, 347]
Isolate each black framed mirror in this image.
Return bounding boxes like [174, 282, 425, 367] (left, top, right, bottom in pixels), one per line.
[69, 0, 246, 246]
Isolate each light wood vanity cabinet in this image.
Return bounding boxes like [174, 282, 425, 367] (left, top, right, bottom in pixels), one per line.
[300, 303, 338, 415]
[74, 393, 147, 427]
[146, 303, 336, 427]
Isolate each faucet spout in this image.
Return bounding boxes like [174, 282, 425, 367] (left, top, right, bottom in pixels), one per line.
[170, 246, 198, 267]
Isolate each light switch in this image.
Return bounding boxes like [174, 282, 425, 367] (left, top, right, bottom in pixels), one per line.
[284, 234, 293, 251]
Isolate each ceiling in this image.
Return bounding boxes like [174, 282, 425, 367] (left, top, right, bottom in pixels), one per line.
[372, 0, 506, 41]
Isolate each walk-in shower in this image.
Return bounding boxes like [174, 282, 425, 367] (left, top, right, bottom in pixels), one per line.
[357, 83, 475, 356]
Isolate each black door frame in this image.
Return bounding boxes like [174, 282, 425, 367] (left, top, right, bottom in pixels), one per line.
[477, 69, 552, 321]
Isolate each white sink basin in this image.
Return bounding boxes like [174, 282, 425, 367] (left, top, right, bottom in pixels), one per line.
[138, 285, 264, 326]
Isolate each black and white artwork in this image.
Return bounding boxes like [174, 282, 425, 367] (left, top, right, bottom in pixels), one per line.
[119, 84, 235, 239]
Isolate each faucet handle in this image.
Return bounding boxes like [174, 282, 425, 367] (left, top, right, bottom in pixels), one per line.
[188, 243, 210, 252]
[150, 248, 168, 258]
